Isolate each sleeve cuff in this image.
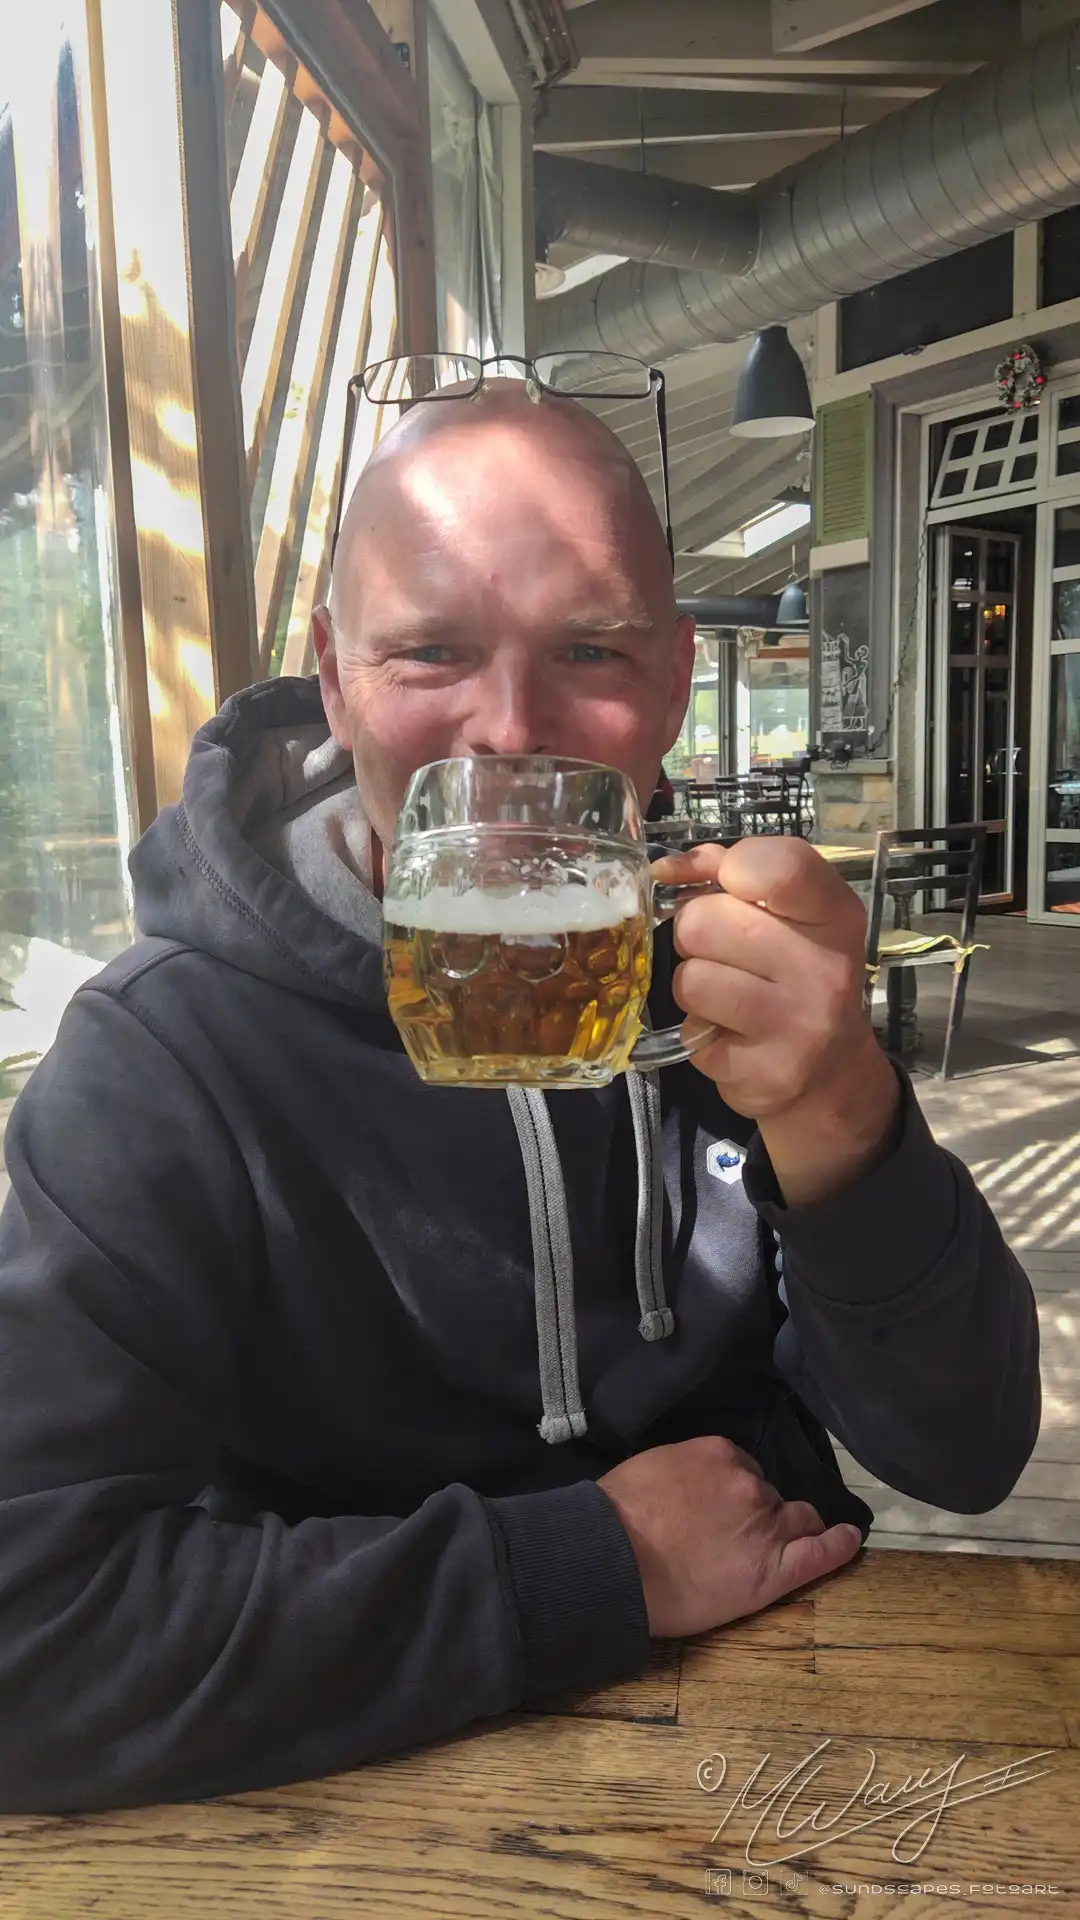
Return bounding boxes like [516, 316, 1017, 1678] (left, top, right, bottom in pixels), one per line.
[743, 1061, 960, 1306]
[483, 1479, 651, 1703]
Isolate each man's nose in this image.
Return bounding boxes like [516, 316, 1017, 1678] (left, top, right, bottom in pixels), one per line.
[458, 663, 549, 757]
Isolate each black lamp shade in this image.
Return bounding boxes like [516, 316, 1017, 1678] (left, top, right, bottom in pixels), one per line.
[776, 576, 809, 627]
[730, 326, 814, 438]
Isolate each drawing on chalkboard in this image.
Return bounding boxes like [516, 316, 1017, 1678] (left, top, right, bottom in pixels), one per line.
[821, 626, 869, 736]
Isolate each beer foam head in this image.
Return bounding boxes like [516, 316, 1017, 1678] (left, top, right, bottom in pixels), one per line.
[387, 871, 641, 935]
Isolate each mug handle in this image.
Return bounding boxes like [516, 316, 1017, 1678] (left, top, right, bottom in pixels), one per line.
[628, 881, 723, 1072]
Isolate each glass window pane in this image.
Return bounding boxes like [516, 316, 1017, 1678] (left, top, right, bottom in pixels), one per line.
[982, 668, 1010, 819]
[939, 469, 965, 497]
[951, 429, 977, 459]
[982, 606, 1011, 655]
[1057, 439, 1080, 477]
[985, 540, 1015, 594]
[974, 460, 1003, 490]
[1048, 655, 1080, 829]
[1009, 451, 1037, 484]
[1, 16, 135, 1071]
[948, 600, 976, 651]
[1053, 581, 1080, 642]
[1059, 394, 1080, 430]
[1054, 506, 1080, 571]
[1021, 412, 1039, 442]
[947, 665, 976, 823]
[749, 653, 809, 765]
[1045, 842, 1080, 914]
[669, 636, 719, 777]
[984, 421, 1012, 451]
[950, 538, 978, 589]
[427, 12, 500, 357]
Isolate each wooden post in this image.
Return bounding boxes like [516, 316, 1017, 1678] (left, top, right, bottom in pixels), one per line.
[85, 0, 158, 833]
[264, 0, 437, 355]
[174, 0, 261, 705]
[371, 0, 438, 353]
[95, 0, 259, 810]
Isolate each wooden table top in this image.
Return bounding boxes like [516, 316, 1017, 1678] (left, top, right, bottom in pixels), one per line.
[812, 843, 877, 872]
[1, 1548, 1077, 1917]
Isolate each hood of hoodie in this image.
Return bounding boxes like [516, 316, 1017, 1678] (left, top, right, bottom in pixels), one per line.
[131, 676, 389, 1010]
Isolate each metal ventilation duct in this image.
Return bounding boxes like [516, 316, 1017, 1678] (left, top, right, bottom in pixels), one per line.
[676, 595, 789, 629]
[538, 20, 1080, 358]
[534, 151, 760, 273]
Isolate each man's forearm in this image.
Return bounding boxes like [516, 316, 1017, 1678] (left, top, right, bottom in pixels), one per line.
[747, 1072, 1042, 1515]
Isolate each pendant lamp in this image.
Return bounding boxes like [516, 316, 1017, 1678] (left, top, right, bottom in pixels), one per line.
[730, 326, 814, 438]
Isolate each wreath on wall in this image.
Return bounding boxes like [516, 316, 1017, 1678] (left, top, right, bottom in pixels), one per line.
[996, 343, 1047, 411]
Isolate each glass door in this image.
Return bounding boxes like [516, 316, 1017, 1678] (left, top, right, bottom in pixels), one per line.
[932, 528, 1020, 902]
[1030, 500, 1080, 919]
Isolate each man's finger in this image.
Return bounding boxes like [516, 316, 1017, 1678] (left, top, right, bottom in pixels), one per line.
[772, 1522, 863, 1601]
[673, 957, 772, 1038]
[672, 890, 808, 984]
[771, 1498, 827, 1542]
[648, 844, 727, 888]
[718, 837, 861, 929]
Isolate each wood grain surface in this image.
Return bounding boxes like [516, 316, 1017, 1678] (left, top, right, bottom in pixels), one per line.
[0, 1549, 1076, 1919]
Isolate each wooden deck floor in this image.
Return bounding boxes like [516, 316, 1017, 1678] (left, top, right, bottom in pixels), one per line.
[851, 910, 1080, 1558]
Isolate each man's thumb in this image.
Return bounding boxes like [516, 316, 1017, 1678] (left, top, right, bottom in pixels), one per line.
[774, 1522, 863, 1597]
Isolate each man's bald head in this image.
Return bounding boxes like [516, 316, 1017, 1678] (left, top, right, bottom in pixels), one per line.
[313, 376, 695, 856]
[329, 379, 674, 631]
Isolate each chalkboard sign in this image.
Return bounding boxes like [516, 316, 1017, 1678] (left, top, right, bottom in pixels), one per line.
[818, 564, 871, 753]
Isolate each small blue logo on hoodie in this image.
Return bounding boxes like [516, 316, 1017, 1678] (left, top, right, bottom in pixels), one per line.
[706, 1140, 746, 1185]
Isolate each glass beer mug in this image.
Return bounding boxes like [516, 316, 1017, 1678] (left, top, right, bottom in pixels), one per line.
[383, 755, 718, 1090]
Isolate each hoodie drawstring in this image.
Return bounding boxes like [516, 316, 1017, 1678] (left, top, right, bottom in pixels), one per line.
[507, 1075, 675, 1445]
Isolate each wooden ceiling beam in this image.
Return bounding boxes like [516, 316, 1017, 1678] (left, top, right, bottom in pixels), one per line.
[771, 0, 943, 56]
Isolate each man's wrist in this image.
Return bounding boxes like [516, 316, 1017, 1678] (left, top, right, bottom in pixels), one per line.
[756, 1033, 903, 1210]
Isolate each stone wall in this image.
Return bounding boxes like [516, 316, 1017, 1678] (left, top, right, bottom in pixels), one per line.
[811, 762, 895, 845]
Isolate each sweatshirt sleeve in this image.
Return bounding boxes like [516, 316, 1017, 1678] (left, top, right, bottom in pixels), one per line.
[0, 985, 648, 1813]
[743, 1062, 1041, 1515]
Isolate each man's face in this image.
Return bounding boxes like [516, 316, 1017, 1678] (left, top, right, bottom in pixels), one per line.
[314, 404, 695, 854]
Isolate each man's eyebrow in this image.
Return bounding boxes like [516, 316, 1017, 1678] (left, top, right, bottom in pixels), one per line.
[366, 617, 472, 647]
[553, 611, 657, 637]
[364, 611, 658, 647]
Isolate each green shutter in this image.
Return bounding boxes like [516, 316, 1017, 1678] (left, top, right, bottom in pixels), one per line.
[813, 393, 872, 545]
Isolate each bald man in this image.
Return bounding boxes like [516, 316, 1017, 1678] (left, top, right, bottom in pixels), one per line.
[0, 384, 1039, 1811]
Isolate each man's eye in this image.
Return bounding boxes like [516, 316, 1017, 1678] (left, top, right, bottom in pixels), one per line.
[404, 645, 456, 665]
[567, 643, 618, 664]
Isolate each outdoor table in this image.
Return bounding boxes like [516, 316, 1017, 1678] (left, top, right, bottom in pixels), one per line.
[812, 842, 877, 879]
[1, 1549, 1075, 1916]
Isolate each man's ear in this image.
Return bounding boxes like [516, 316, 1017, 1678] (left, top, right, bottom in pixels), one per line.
[663, 612, 697, 752]
[312, 605, 352, 750]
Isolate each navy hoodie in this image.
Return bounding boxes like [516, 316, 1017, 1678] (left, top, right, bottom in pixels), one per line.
[0, 677, 1040, 1811]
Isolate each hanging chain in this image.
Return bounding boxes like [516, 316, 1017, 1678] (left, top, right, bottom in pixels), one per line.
[867, 517, 930, 756]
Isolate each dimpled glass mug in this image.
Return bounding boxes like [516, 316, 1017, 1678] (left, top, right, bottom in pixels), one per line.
[382, 755, 719, 1089]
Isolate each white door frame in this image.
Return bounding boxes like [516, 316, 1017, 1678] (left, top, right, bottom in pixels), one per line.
[1028, 480, 1080, 925]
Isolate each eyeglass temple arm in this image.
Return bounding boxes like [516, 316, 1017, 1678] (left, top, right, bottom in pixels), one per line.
[653, 371, 674, 571]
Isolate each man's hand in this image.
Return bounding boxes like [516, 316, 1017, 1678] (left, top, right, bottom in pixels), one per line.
[598, 1436, 862, 1638]
[651, 838, 901, 1208]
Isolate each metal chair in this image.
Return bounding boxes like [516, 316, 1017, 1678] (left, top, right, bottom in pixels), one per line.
[864, 825, 987, 1079]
